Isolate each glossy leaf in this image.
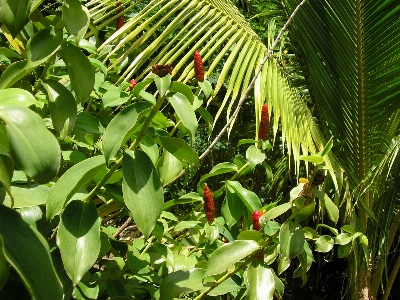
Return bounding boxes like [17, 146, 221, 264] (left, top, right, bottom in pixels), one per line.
[246, 145, 265, 169]
[0, 105, 61, 184]
[221, 184, 244, 228]
[298, 154, 324, 165]
[160, 268, 205, 300]
[0, 0, 31, 37]
[149, 73, 171, 97]
[0, 206, 63, 299]
[42, 79, 78, 139]
[46, 155, 106, 220]
[0, 150, 13, 196]
[3, 185, 49, 208]
[0, 236, 9, 289]
[245, 263, 275, 300]
[156, 150, 183, 186]
[19, 206, 43, 231]
[60, 42, 94, 103]
[260, 203, 292, 222]
[279, 221, 305, 258]
[163, 192, 203, 210]
[0, 88, 39, 107]
[169, 81, 194, 103]
[57, 200, 100, 285]
[122, 150, 163, 238]
[315, 191, 339, 224]
[205, 240, 259, 276]
[315, 235, 335, 253]
[103, 102, 152, 162]
[209, 276, 241, 296]
[26, 26, 62, 70]
[62, 0, 90, 43]
[157, 136, 199, 168]
[225, 180, 262, 212]
[335, 233, 353, 245]
[0, 60, 28, 89]
[199, 162, 237, 187]
[168, 92, 198, 143]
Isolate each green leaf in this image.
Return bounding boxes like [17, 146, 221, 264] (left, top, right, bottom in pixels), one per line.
[0, 236, 9, 289]
[225, 181, 262, 212]
[204, 240, 259, 276]
[197, 106, 213, 134]
[263, 221, 281, 236]
[237, 230, 264, 244]
[160, 268, 205, 300]
[279, 221, 305, 258]
[0, 151, 13, 196]
[149, 73, 171, 97]
[60, 42, 94, 103]
[26, 26, 62, 70]
[338, 243, 352, 258]
[169, 81, 194, 103]
[0, 206, 63, 299]
[156, 150, 183, 186]
[42, 79, 77, 139]
[199, 162, 238, 188]
[315, 190, 339, 224]
[122, 150, 163, 238]
[46, 155, 106, 220]
[315, 235, 335, 253]
[168, 92, 198, 143]
[277, 255, 290, 274]
[157, 136, 199, 168]
[294, 201, 315, 223]
[319, 136, 333, 157]
[62, 0, 90, 43]
[0, 88, 39, 107]
[0, 105, 61, 184]
[103, 102, 152, 162]
[245, 263, 275, 300]
[221, 184, 244, 228]
[19, 206, 43, 231]
[198, 80, 213, 98]
[163, 192, 203, 210]
[3, 185, 49, 208]
[57, 200, 100, 285]
[139, 136, 159, 165]
[297, 154, 324, 165]
[335, 233, 353, 245]
[102, 86, 129, 108]
[174, 221, 201, 232]
[0, 0, 31, 37]
[0, 60, 28, 89]
[260, 203, 292, 222]
[209, 276, 241, 296]
[246, 145, 265, 169]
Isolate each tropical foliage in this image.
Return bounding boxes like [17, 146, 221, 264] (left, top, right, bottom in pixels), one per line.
[0, 0, 399, 300]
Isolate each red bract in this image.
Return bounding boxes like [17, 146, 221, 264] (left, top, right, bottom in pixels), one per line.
[194, 50, 204, 82]
[129, 79, 137, 90]
[252, 210, 262, 231]
[116, 1, 124, 30]
[203, 184, 215, 223]
[258, 104, 269, 141]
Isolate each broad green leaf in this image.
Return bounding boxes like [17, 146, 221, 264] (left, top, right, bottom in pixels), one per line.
[122, 150, 163, 238]
[315, 191, 339, 224]
[209, 276, 241, 296]
[156, 150, 183, 186]
[169, 81, 194, 103]
[225, 181, 262, 212]
[246, 145, 265, 169]
[0, 105, 61, 184]
[103, 102, 152, 162]
[197, 106, 213, 134]
[73, 281, 99, 299]
[204, 240, 260, 276]
[319, 136, 333, 157]
[42, 80, 77, 139]
[315, 235, 334, 253]
[102, 85, 130, 108]
[245, 263, 275, 300]
[277, 255, 290, 274]
[338, 243, 352, 258]
[294, 201, 315, 223]
[237, 230, 264, 244]
[198, 80, 213, 98]
[157, 136, 199, 168]
[0, 88, 39, 107]
[0, 206, 63, 299]
[57, 200, 100, 285]
[199, 162, 238, 187]
[60, 42, 94, 103]
[3, 185, 49, 208]
[0, 151, 13, 196]
[149, 73, 171, 97]
[163, 192, 203, 210]
[0, 47, 21, 59]
[46, 155, 106, 220]
[26, 26, 62, 70]
[0, 0, 31, 37]
[260, 203, 292, 222]
[221, 185, 244, 228]
[279, 221, 305, 258]
[0, 60, 27, 89]
[168, 92, 198, 143]
[174, 221, 201, 232]
[133, 78, 154, 99]
[335, 233, 353, 245]
[139, 136, 159, 165]
[19, 206, 43, 231]
[0, 236, 9, 289]
[263, 221, 281, 236]
[62, 0, 90, 43]
[160, 268, 205, 300]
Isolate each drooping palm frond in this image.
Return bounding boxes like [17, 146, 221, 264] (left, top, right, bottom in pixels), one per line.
[84, 0, 330, 173]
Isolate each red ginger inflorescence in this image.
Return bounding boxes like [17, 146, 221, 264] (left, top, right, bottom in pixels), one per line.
[258, 104, 269, 141]
[116, 1, 124, 30]
[252, 210, 262, 231]
[194, 50, 204, 82]
[129, 79, 137, 90]
[203, 184, 215, 223]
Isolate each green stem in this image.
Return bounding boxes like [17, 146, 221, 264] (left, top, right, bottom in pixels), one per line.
[140, 236, 155, 257]
[212, 162, 250, 199]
